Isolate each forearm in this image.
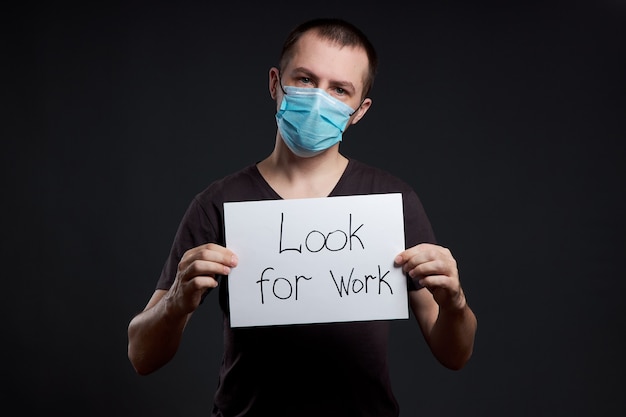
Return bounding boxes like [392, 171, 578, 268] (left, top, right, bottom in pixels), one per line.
[127, 295, 188, 375]
[428, 302, 477, 370]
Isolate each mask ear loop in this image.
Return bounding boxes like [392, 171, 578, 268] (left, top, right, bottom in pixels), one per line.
[350, 99, 365, 117]
[277, 70, 288, 95]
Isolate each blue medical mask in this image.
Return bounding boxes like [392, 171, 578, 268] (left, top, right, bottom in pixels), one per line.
[275, 84, 357, 158]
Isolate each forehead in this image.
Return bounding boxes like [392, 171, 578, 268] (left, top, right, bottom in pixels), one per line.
[286, 31, 369, 91]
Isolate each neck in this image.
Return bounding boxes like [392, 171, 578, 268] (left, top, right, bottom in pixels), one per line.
[257, 137, 348, 199]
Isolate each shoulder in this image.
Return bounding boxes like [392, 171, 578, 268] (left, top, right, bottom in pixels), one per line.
[194, 164, 271, 205]
[336, 158, 415, 195]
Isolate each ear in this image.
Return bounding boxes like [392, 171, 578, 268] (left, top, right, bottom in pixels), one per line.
[349, 98, 373, 125]
[269, 67, 280, 100]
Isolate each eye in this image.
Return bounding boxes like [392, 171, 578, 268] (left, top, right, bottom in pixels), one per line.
[299, 77, 312, 85]
[334, 87, 346, 96]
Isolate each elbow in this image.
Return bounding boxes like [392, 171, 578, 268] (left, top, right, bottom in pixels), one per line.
[438, 347, 474, 371]
[441, 358, 469, 371]
[127, 339, 174, 376]
[133, 366, 154, 377]
[128, 354, 158, 376]
[128, 351, 148, 376]
[128, 343, 159, 376]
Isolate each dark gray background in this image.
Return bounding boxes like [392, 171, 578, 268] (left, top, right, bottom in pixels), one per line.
[4, 0, 625, 415]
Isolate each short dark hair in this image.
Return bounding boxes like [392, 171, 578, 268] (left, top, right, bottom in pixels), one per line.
[279, 18, 378, 98]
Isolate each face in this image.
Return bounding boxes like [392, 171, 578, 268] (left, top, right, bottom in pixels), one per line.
[269, 31, 372, 126]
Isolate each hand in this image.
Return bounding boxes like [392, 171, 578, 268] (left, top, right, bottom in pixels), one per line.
[395, 243, 466, 311]
[165, 243, 238, 317]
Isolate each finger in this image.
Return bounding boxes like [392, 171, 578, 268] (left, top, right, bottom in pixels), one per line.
[408, 258, 454, 279]
[419, 275, 465, 310]
[418, 273, 450, 289]
[186, 275, 220, 290]
[181, 258, 234, 282]
[186, 243, 238, 264]
[204, 243, 239, 266]
[396, 243, 445, 267]
[181, 244, 238, 270]
[395, 249, 427, 267]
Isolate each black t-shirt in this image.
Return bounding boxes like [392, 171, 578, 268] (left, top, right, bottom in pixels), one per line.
[157, 159, 436, 417]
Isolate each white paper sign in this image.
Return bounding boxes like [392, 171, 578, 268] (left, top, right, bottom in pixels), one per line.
[224, 193, 407, 327]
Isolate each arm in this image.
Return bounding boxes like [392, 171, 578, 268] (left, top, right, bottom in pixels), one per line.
[396, 243, 477, 370]
[127, 243, 238, 375]
[127, 289, 189, 375]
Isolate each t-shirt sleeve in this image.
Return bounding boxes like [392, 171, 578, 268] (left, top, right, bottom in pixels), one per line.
[402, 188, 437, 291]
[403, 188, 436, 248]
[155, 196, 219, 291]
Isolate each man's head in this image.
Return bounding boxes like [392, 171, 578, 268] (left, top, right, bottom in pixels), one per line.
[278, 18, 378, 100]
[269, 18, 376, 158]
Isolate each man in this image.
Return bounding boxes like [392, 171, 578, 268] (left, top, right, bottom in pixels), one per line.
[128, 18, 477, 416]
